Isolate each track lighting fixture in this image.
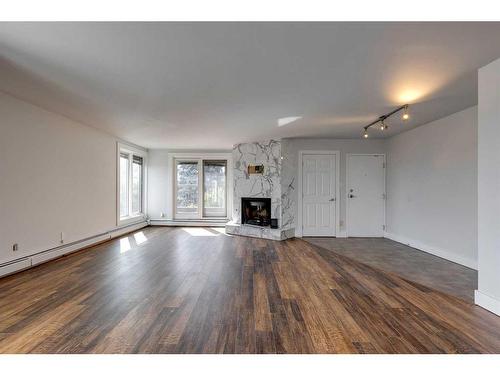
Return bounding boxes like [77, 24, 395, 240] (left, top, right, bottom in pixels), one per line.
[402, 105, 410, 120]
[362, 104, 409, 139]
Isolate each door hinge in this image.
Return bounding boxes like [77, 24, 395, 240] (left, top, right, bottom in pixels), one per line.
[382, 225, 386, 231]
[382, 193, 386, 200]
[383, 162, 386, 168]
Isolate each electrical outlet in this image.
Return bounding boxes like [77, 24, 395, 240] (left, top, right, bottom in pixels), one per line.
[12, 243, 18, 252]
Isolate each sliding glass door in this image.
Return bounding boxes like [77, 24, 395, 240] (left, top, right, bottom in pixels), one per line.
[174, 159, 227, 219]
[175, 160, 200, 218]
[203, 160, 227, 217]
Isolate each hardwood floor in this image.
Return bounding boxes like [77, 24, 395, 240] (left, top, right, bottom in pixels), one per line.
[0, 226, 499, 353]
[304, 237, 477, 302]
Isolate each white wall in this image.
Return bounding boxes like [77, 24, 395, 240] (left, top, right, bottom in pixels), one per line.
[385, 106, 478, 269]
[281, 138, 387, 237]
[476, 57, 500, 315]
[147, 150, 171, 220]
[0, 92, 145, 265]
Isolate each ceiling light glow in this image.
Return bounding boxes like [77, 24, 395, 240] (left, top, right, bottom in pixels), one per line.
[398, 91, 419, 103]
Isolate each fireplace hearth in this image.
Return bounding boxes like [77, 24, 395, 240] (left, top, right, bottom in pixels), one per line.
[241, 197, 271, 227]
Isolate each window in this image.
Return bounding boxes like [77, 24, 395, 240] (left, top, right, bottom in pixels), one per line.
[118, 144, 146, 224]
[131, 155, 143, 214]
[119, 153, 130, 218]
[174, 157, 228, 219]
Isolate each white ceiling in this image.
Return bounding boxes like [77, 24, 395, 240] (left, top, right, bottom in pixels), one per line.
[1, 22, 500, 149]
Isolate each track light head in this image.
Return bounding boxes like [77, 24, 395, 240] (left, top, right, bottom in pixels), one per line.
[402, 105, 410, 121]
[363, 130, 369, 138]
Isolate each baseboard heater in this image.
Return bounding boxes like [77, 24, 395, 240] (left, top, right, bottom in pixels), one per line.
[0, 221, 147, 278]
[30, 233, 111, 266]
[0, 258, 32, 278]
[149, 219, 228, 227]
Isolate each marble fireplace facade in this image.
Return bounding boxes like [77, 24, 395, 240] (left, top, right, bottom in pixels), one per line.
[225, 140, 295, 240]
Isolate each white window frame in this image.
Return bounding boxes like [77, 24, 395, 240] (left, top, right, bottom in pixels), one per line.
[170, 153, 232, 221]
[117, 142, 148, 226]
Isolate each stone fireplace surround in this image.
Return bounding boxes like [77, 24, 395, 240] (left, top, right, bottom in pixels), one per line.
[225, 140, 295, 241]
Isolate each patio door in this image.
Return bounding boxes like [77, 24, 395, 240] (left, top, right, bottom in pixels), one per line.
[174, 159, 227, 219]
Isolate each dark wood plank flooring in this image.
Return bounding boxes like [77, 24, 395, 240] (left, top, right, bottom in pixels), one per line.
[304, 237, 477, 302]
[0, 226, 498, 353]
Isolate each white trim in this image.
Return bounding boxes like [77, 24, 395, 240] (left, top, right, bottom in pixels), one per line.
[150, 219, 227, 227]
[170, 152, 233, 221]
[384, 231, 478, 270]
[31, 233, 111, 266]
[1, 221, 148, 278]
[169, 153, 232, 159]
[297, 150, 340, 238]
[475, 290, 500, 316]
[117, 142, 148, 226]
[110, 221, 148, 239]
[0, 258, 32, 278]
[346, 153, 386, 237]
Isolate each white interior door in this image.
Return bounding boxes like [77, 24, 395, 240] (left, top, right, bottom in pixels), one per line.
[347, 154, 385, 237]
[302, 154, 336, 236]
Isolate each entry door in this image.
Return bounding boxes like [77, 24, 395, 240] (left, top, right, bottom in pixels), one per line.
[302, 154, 336, 236]
[347, 154, 385, 237]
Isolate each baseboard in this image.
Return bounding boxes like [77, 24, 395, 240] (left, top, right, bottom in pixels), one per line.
[336, 230, 348, 238]
[110, 221, 148, 238]
[384, 232, 477, 270]
[0, 258, 32, 278]
[150, 219, 228, 227]
[1, 220, 148, 278]
[475, 290, 500, 316]
[294, 229, 346, 238]
[31, 233, 111, 266]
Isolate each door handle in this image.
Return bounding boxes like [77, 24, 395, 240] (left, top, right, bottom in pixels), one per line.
[349, 194, 356, 198]
[329, 198, 336, 201]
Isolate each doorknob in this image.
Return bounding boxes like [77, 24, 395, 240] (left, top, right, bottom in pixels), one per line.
[329, 198, 336, 201]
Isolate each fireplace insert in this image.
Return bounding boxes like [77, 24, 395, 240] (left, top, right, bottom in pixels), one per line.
[241, 197, 271, 226]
